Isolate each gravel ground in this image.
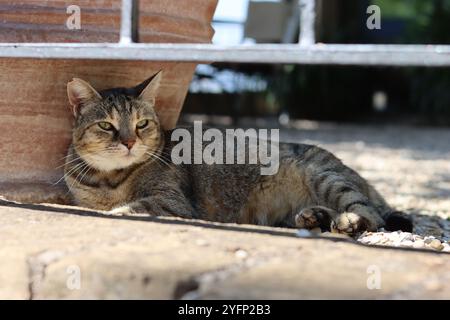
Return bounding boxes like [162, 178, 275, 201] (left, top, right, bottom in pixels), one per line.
[182, 115, 450, 252]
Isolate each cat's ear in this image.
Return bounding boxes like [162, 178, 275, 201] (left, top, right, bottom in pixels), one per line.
[67, 78, 102, 116]
[135, 71, 163, 106]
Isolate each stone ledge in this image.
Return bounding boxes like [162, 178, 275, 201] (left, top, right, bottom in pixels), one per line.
[0, 200, 448, 299]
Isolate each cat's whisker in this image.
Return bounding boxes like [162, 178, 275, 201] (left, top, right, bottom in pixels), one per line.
[57, 149, 100, 186]
[52, 161, 86, 186]
[138, 146, 190, 173]
[136, 145, 170, 158]
[55, 155, 83, 169]
[145, 151, 171, 168]
[78, 165, 93, 186]
[145, 149, 169, 163]
[67, 162, 88, 180]
[70, 163, 90, 190]
[58, 153, 82, 162]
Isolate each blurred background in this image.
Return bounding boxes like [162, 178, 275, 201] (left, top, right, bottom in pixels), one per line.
[183, 0, 450, 126]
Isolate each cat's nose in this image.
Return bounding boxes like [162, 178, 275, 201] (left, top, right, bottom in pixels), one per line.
[122, 139, 136, 150]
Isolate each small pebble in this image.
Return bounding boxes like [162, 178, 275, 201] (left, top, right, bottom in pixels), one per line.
[399, 232, 413, 242]
[427, 239, 444, 251]
[413, 240, 425, 248]
[234, 249, 248, 259]
[296, 229, 312, 237]
[195, 239, 208, 246]
[400, 240, 414, 247]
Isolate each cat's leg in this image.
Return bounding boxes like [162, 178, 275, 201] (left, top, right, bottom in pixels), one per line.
[367, 186, 413, 232]
[108, 192, 196, 219]
[293, 146, 385, 235]
[295, 206, 338, 230]
[328, 187, 385, 235]
[312, 173, 385, 236]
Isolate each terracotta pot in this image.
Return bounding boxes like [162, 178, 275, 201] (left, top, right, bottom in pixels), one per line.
[0, 0, 218, 203]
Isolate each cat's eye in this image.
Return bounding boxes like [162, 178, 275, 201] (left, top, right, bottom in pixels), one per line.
[136, 119, 149, 129]
[98, 121, 114, 131]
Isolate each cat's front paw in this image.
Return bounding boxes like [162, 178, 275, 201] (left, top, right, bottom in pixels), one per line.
[295, 206, 333, 230]
[107, 203, 154, 217]
[295, 209, 323, 229]
[330, 212, 377, 236]
[107, 205, 135, 216]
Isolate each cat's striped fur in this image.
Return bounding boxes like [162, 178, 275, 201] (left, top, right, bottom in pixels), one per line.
[64, 72, 412, 236]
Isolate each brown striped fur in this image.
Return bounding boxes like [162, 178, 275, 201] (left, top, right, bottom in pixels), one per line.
[64, 72, 412, 236]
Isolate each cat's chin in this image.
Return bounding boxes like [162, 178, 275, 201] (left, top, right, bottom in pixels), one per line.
[82, 154, 142, 172]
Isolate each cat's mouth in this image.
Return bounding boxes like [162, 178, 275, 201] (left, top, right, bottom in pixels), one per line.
[80, 148, 145, 172]
[114, 147, 143, 161]
[121, 146, 144, 159]
[111, 144, 141, 158]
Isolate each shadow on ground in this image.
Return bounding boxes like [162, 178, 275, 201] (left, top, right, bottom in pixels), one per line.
[1, 198, 447, 255]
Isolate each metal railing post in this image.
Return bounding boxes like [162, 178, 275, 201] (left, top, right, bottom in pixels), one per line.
[120, 0, 138, 44]
[298, 0, 316, 46]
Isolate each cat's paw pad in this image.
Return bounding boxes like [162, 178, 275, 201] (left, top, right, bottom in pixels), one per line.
[295, 208, 325, 229]
[331, 212, 376, 236]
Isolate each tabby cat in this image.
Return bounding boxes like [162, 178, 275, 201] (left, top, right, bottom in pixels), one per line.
[64, 72, 412, 236]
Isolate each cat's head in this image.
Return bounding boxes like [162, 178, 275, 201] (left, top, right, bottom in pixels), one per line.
[67, 72, 163, 172]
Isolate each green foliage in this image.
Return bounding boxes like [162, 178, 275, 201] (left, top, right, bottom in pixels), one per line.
[372, 0, 450, 44]
[276, 0, 450, 123]
[372, 0, 433, 21]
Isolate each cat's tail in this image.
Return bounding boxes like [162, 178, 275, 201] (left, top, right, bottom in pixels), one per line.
[383, 211, 413, 233]
[368, 186, 413, 233]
